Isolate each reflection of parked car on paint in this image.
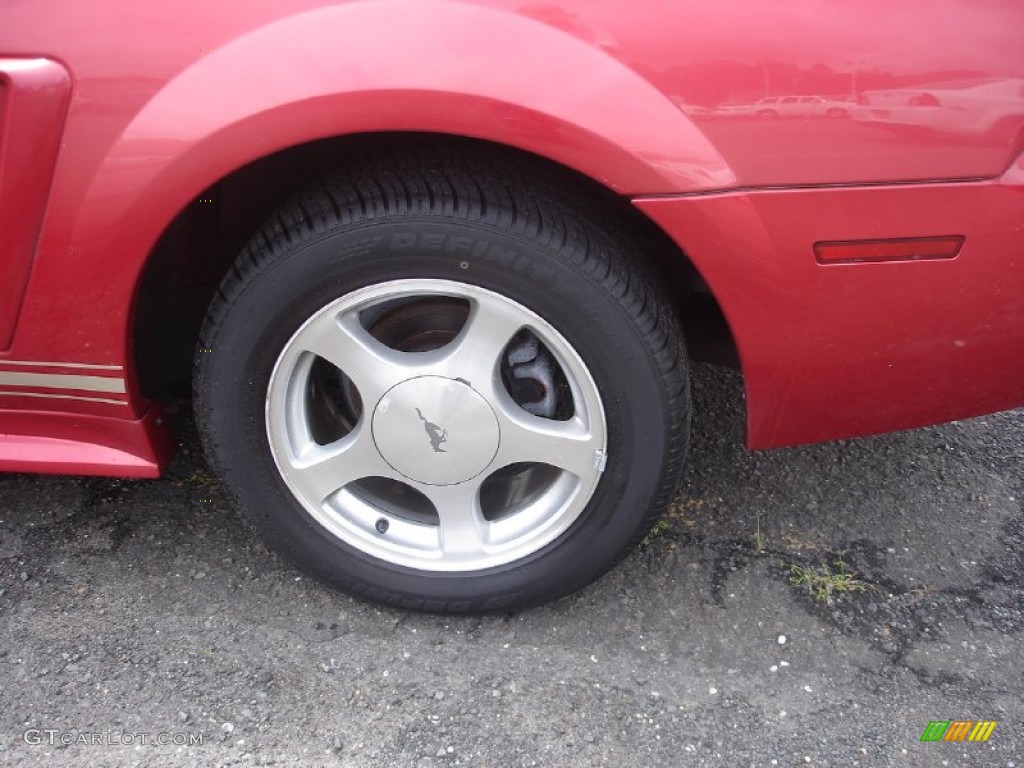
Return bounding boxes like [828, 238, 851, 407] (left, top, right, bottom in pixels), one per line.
[853, 78, 1024, 139]
[749, 95, 850, 119]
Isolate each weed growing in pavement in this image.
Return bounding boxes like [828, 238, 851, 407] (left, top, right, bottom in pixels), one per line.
[787, 558, 871, 604]
[642, 517, 672, 546]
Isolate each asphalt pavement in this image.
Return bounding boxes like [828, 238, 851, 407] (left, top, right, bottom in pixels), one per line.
[1, 363, 1021, 767]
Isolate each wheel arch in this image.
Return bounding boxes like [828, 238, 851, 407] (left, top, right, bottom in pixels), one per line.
[122, 3, 741, 400]
[133, 132, 740, 398]
[101, 0, 735, 284]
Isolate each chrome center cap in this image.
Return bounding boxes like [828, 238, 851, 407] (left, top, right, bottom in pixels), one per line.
[372, 376, 500, 486]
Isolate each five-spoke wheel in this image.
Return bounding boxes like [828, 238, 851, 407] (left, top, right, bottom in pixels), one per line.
[265, 279, 607, 571]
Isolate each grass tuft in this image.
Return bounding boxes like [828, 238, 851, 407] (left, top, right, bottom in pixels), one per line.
[641, 517, 672, 546]
[787, 558, 870, 604]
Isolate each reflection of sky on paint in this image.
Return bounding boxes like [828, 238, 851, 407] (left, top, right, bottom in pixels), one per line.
[705, 0, 1017, 74]
[521, 0, 1024, 76]
[0, 0, 333, 79]
[6, 1, 1020, 81]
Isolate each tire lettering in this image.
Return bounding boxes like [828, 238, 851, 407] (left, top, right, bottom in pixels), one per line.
[419, 233, 445, 250]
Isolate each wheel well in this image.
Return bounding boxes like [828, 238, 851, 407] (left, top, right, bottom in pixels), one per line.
[132, 133, 738, 398]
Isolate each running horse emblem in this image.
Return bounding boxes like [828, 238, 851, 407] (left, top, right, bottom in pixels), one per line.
[415, 408, 448, 453]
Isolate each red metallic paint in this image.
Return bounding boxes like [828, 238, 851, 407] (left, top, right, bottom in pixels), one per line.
[0, 0, 1022, 475]
[0, 58, 71, 349]
[0, 407, 172, 478]
[635, 157, 1024, 448]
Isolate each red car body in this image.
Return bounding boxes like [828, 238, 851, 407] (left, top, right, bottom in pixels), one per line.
[1, 0, 1023, 478]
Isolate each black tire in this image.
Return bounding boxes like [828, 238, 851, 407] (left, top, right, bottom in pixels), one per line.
[194, 145, 690, 612]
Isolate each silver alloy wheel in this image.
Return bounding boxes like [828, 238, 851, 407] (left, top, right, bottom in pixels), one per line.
[265, 279, 607, 572]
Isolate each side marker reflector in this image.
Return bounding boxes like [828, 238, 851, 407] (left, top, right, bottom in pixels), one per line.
[814, 236, 964, 264]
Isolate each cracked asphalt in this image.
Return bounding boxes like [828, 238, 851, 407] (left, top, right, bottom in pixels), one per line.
[1, 363, 1021, 767]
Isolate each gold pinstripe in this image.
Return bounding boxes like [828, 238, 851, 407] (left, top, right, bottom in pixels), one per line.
[0, 359, 123, 370]
[0, 371, 126, 394]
